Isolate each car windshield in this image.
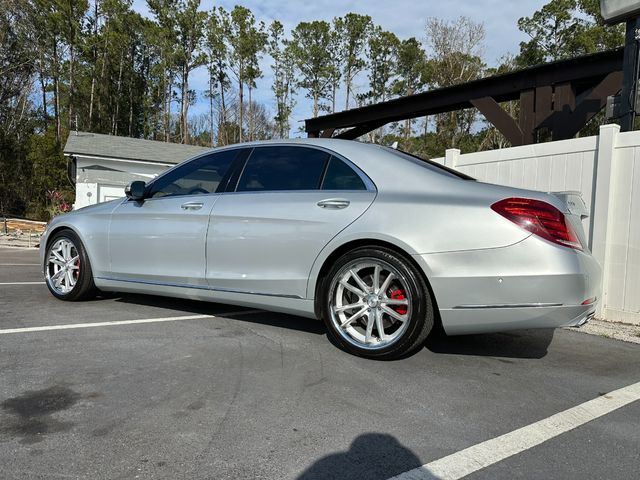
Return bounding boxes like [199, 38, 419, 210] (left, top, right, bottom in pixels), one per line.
[380, 146, 476, 181]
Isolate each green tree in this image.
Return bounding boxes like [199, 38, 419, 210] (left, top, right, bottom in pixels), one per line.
[244, 23, 267, 141]
[205, 6, 231, 145]
[334, 13, 372, 110]
[288, 21, 337, 117]
[27, 131, 74, 220]
[148, 0, 179, 141]
[268, 20, 295, 138]
[364, 27, 400, 104]
[358, 27, 399, 142]
[516, 0, 624, 67]
[58, 0, 89, 132]
[326, 25, 342, 113]
[226, 6, 265, 142]
[392, 37, 427, 140]
[174, 0, 207, 144]
[0, 0, 38, 216]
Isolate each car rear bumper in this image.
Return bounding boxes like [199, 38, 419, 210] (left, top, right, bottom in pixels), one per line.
[415, 235, 601, 335]
[437, 303, 596, 335]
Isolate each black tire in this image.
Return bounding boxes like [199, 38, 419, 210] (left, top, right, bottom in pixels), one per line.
[44, 229, 97, 301]
[319, 246, 434, 360]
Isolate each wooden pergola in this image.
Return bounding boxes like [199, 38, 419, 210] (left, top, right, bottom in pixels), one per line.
[305, 49, 624, 146]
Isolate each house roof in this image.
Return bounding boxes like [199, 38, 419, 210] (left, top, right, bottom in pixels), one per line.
[64, 131, 211, 165]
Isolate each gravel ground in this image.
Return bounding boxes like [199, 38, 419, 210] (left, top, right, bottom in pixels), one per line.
[0, 235, 41, 249]
[570, 318, 640, 345]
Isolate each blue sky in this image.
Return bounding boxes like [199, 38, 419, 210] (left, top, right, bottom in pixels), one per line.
[132, 0, 548, 135]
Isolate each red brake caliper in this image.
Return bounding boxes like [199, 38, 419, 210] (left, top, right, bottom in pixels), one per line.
[73, 259, 80, 280]
[389, 289, 407, 315]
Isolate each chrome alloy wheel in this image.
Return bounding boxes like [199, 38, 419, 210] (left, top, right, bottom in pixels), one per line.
[329, 260, 412, 350]
[46, 238, 80, 295]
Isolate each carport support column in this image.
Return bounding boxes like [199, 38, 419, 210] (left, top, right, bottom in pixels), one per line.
[444, 148, 460, 170]
[590, 123, 620, 319]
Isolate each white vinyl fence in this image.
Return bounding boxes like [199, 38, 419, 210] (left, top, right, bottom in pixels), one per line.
[432, 124, 640, 325]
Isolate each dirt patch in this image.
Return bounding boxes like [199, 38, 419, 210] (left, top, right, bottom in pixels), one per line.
[0, 386, 81, 444]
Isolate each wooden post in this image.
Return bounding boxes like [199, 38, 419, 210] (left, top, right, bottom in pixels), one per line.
[519, 89, 535, 145]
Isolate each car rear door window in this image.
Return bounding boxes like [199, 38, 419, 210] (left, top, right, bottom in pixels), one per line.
[321, 156, 366, 190]
[149, 149, 238, 198]
[236, 146, 329, 192]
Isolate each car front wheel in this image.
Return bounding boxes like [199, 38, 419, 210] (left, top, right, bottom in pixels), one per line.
[320, 247, 434, 360]
[44, 230, 97, 301]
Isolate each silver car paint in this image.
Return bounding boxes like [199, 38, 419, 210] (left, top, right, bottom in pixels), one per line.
[206, 190, 375, 298]
[108, 194, 221, 286]
[41, 138, 600, 333]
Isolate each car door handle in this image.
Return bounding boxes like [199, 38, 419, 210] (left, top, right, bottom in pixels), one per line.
[317, 198, 350, 209]
[181, 201, 204, 211]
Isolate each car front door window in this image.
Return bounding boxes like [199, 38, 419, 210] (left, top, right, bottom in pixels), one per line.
[148, 149, 238, 198]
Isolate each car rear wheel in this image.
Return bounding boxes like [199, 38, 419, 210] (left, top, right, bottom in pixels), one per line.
[320, 247, 434, 360]
[45, 230, 97, 301]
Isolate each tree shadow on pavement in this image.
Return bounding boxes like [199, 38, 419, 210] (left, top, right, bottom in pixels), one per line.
[424, 328, 555, 359]
[296, 433, 424, 480]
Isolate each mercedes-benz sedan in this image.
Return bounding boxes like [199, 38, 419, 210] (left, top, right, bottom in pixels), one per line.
[41, 139, 600, 359]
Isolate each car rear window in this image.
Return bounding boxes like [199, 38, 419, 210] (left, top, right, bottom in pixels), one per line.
[236, 146, 329, 192]
[380, 146, 475, 181]
[321, 156, 367, 191]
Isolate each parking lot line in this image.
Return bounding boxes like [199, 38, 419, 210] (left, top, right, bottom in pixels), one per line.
[388, 380, 640, 480]
[0, 264, 40, 266]
[0, 310, 261, 335]
[0, 281, 45, 285]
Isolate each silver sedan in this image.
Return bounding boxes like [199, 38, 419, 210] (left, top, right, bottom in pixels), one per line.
[40, 139, 600, 359]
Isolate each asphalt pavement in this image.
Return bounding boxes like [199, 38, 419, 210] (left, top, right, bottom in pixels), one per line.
[0, 247, 638, 480]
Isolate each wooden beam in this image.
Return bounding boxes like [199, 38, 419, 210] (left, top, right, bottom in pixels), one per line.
[320, 128, 335, 138]
[470, 96, 523, 146]
[520, 89, 535, 144]
[553, 71, 624, 140]
[535, 86, 553, 129]
[305, 49, 623, 134]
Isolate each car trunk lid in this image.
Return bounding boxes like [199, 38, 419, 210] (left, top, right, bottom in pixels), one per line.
[550, 191, 590, 251]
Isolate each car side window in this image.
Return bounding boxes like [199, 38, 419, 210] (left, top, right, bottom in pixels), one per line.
[236, 146, 329, 192]
[321, 156, 366, 191]
[148, 149, 238, 198]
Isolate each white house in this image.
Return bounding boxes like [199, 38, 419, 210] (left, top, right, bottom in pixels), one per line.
[64, 131, 210, 209]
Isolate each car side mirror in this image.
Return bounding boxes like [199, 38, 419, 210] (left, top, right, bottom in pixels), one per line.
[125, 181, 146, 201]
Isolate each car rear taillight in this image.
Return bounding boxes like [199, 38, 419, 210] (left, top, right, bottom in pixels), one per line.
[491, 197, 582, 251]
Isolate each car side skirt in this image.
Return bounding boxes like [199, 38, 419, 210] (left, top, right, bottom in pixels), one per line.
[94, 277, 317, 319]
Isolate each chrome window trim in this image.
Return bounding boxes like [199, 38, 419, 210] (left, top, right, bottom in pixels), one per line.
[127, 192, 222, 204]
